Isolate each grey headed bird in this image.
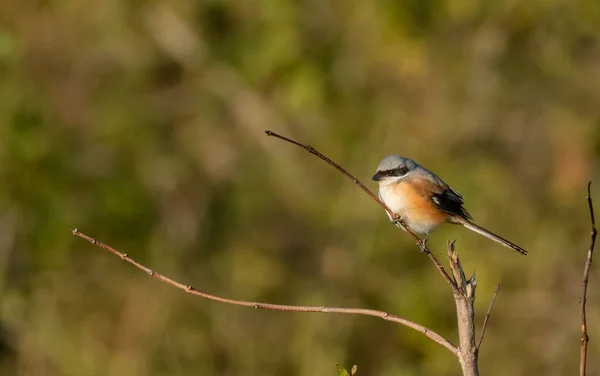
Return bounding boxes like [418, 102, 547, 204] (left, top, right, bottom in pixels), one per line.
[372, 155, 527, 255]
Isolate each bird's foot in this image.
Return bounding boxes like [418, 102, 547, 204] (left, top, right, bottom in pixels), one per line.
[420, 234, 430, 252]
[392, 218, 407, 229]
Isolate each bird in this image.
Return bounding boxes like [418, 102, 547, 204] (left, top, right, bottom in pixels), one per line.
[372, 155, 527, 255]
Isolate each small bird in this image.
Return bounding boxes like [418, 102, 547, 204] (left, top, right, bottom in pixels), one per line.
[372, 155, 527, 255]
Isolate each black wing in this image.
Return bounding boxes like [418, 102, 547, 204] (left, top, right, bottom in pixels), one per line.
[431, 188, 472, 221]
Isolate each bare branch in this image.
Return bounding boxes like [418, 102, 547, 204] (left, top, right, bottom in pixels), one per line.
[264, 130, 457, 290]
[71, 228, 459, 356]
[448, 240, 479, 376]
[580, 181, 597, 376]
[477, 283, 501, 350]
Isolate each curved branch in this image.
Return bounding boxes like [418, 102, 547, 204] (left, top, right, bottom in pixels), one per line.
[71, 228, 459, 356]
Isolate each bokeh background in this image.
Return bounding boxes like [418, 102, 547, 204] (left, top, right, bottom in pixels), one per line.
[1, 0, 600, 375]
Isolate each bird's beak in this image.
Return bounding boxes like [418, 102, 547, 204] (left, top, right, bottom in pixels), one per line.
[372, 171, 383, 181]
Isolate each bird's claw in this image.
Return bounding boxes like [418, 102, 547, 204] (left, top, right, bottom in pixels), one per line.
[420, 234, 430, 252]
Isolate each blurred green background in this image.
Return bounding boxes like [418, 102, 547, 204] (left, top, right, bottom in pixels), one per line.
[1, 0, 600, 375]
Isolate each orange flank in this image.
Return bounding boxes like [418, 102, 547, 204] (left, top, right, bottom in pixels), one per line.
[393, 179, 448, 228]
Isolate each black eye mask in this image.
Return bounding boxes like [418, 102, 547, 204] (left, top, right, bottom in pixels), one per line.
[388, 166, 408, 176]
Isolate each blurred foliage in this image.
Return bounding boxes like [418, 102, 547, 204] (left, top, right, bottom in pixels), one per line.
[0, 0, 599, 375]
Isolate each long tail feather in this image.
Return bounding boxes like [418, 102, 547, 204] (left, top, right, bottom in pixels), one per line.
[461, 220, 528, 255]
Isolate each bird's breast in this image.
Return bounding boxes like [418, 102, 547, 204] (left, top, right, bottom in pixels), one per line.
[379, 180, 448, 234]
[379, 183, 411, 214]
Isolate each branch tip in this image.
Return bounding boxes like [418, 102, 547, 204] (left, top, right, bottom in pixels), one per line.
[469, 270, 476, 285]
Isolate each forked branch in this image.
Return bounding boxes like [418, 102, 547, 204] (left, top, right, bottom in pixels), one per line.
[447, 241, 479, 376]
[72, 132, 504, 375]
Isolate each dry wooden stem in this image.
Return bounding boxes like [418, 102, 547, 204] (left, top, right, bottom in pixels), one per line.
[580, 181, 597, 376]
[447, 240, 479, 376]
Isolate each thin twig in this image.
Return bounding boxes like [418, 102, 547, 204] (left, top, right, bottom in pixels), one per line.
[477, 283, 501, 350]
[264, 131, 417, 239]
[580, 181, 597, 376]
[264, 130, 457, 290]
[71, 228, 459, 356]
